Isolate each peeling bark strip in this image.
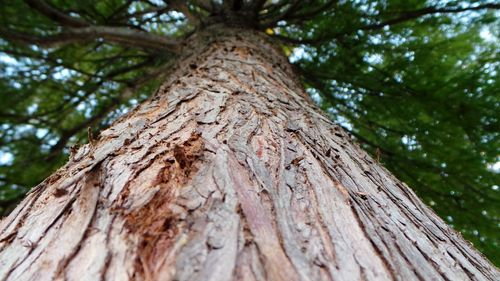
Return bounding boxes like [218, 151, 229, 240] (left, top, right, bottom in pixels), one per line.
[0, 27, 498, 281]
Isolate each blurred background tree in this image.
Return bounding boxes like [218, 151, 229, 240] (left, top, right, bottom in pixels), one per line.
[0, 0, 498, 264]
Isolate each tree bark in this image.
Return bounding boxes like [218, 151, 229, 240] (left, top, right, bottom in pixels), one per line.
[0, 27, 498, 281]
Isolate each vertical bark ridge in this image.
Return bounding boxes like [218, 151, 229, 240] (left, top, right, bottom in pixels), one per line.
[0, 27, 498, 281]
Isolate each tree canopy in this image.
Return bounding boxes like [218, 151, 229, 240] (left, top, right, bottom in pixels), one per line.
[0, 0, 498, 265]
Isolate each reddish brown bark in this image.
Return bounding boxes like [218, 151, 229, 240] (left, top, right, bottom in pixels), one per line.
[0, 27, 498, 281]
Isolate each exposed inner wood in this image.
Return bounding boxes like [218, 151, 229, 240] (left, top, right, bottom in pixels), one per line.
[0, 27, 498, 281]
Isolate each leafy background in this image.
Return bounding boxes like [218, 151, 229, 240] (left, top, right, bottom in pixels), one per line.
[0, 0, 499, 265]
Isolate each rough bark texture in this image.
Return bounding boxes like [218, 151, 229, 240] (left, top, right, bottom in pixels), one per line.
[0, 27, 498, 281]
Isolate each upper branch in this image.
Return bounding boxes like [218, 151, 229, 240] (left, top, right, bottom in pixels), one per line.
[14, 0, 183, 53]
[273, 3, 500, 44]
[286, 0, 338, 21]
[359, 3, 500, 32]
[259, 0, 302, 28]
[1, 26, 181, 53]
[23, 0, 89, 27]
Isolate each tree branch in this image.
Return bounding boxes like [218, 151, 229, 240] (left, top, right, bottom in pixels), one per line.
[259, 0, 302, 28]
[17, 0, 183, 53]
[23, 0, 89, 27]
[1, 26, 181, 53]
[273, 3, 500, 44]
[286, 0, 338, 21]
[359, 3, 500, 32]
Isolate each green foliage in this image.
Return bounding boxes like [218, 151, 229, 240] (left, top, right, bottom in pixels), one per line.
[0, 0, 498, 265]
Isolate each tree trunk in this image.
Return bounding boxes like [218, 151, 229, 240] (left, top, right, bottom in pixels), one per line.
[0, 27, 498, 281]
